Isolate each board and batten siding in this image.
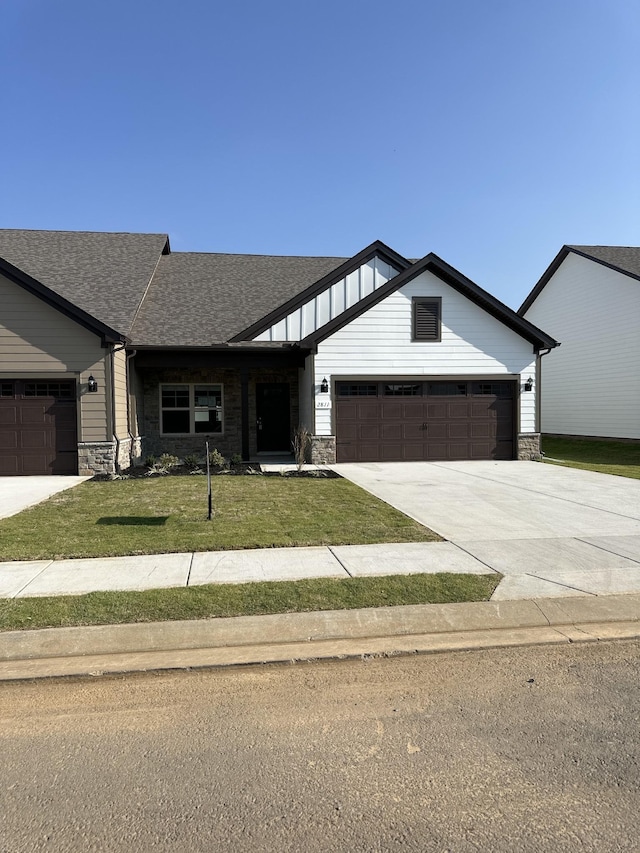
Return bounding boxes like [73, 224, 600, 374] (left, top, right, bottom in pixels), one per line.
[311, 269, 537, 436]
[0, 272, 110, 442]
[253, 257, 400, 342]
[524, 253, 640, 439]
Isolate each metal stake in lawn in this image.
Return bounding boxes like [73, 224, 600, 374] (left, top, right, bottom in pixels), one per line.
[206, 441, 213, 520]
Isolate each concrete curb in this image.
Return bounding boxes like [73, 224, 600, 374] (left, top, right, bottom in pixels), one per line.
[1, 593, 639, 681]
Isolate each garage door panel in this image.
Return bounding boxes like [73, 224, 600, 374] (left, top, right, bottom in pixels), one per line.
[400, 402, 425, 419]
[470, 423, 492, 438]
[448, 423, 471, 439]
[358, 424, 380, 440]
[381, 423, 402, 440]
[356, 402, 379, 420]
[336, 380, 515, 463]
[0, 457, 19, 474]
[0, 382, 77, 475]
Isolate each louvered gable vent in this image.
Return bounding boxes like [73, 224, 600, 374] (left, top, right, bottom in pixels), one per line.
[412, 297, 441, 341]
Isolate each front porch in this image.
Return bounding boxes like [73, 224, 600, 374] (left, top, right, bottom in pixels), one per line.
[134, 348, 308, 464]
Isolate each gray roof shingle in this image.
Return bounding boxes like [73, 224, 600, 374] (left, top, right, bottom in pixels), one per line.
[568, 245, 640, 279]
[129, 252, 347, 346]
[0, 229, 168, 335]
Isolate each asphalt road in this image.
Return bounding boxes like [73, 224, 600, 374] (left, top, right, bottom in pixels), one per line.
[2, 641, 639, 852]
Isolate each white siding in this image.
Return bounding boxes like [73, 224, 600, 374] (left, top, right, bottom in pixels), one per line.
[253, 256, 401, 341]
[312, 269, 537, 436]
[524, 253, 640, 439]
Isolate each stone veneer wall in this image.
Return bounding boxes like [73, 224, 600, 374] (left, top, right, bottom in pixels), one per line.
[78, 441, 117, 475]
[517, 433, 541, 460]
[141, 367, 299, 461]
[311, 435, 336, 464]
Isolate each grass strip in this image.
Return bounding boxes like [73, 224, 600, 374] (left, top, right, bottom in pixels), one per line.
[0, 573, 500, 632]
[0, 477, 440, 561]
[542, 436, 640, 480]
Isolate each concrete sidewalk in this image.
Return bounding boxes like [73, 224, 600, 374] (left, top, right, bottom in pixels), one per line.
[5, 537, 640, 601]
[2, 592, 639, 681]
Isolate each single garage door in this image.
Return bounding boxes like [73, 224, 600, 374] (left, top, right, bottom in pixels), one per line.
[335, 380, 516, 462]
[0, 380, 78, 475]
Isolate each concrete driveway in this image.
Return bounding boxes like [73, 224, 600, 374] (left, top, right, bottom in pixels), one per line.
[334, 461, 640, 600]
[0, 476, 89, 520]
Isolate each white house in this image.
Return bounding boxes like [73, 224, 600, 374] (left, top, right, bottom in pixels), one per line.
[520, 245, 640, 441]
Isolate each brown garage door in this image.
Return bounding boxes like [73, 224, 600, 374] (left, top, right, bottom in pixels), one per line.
[0, 380, 78, 475]
[335, 380, 516, 463]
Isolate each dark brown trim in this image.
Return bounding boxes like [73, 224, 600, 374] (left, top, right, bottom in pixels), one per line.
[0, 256, 125, 344]
[412, 296, 442, 342]
[133, 348, 308, 369]
[299, 253, 559, 351]
[518, 246, 571, 315]
[229, 241, 411, 342]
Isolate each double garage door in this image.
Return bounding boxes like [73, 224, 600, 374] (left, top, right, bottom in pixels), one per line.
[335, 380, 516, 463]
[0, 380, 78, 475]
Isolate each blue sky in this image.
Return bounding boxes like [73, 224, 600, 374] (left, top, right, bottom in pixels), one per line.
[1, 0, 638, 308]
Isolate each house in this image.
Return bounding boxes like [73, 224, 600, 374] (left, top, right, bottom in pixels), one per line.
[520, 245, 640, 441]
[0, 229, 558, 475]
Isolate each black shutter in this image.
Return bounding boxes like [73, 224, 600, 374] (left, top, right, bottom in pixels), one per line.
[413, 298, 441, 341]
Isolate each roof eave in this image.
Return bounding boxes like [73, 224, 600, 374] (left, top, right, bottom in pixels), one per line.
[0, 255, 126, 344]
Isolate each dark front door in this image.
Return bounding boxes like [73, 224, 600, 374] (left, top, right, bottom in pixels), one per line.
[256, 383, 290, 452]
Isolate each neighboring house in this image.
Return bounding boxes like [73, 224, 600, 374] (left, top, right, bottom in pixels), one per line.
[520, 245, 640, 441]
[0, 229, 558, 476]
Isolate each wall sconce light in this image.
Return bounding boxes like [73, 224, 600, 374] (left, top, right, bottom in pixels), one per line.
[524, 376, 533, 392]
[320, 377, 329, 394]
[87, 375, 98, 393]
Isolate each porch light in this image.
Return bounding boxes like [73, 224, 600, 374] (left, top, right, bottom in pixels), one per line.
[320, 377, 329, 394]
[524, 376, 533, 392]
[87, 375, 98, 393]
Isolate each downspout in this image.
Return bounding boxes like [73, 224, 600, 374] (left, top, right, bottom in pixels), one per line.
[126, 348, 137, 462]
[110, 342, 127, 473]
[535, 347, 555, 435]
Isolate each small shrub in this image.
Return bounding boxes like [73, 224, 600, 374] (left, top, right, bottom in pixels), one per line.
[144, 455, 156, 468]
[230, 453, 243, 466]
[208, 448, 227, 469]
[158, 453, 180, 470]
[292, 425, 311, 471]
[183, 453, 200, 470]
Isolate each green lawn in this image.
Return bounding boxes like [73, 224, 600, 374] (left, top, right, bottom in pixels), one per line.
[0, 475, 441, 561]
[542, 436, 640, 480]
[0, 573, 500, 632]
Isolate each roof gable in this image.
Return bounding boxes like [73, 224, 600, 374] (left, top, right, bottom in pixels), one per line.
[0, 229, 169, 336]
[298, 252, 559, 351]
[519, 245, 640, 315]
[235, 242, 410, 343]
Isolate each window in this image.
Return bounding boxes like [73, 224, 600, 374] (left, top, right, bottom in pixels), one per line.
[384, 384, 421, 396]
[1, 383, 14, 398]
[427, 382, 467, 396]
[161, 384, 223, 434]
[412, 298, 441, 342]
[471, 382, 514, 398]
[24, 382, 74, 398]
[337, 383, 378, 397]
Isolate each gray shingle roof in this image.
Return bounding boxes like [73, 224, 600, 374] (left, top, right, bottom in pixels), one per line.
[129, 252, 347, 346]
[568, 245, 640, 279]
[0, 229, 168, 335]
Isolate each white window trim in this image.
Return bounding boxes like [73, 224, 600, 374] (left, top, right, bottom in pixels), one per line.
[159, 383, 224, 436]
